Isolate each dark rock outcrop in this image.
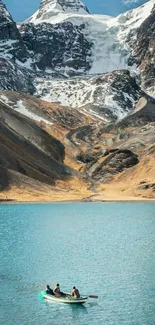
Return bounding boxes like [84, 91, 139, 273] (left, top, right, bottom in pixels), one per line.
[67, 125, 94, 145]
[76, 151, 100, 163]
[0, 58, 35, 94]
[83, 149, 139, 182]
[20, 22, 92, 75]
[117, 96, 155, 127]
[138, 183, 155, 192]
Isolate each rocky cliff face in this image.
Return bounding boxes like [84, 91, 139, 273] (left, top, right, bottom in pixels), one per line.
[131, 4, 155, 94]
[35, 70, 142, 121]
[0, 0, 29, 62]
[19, 21, 92, 75]
[0, 0, 35, 93]
[0, 58, 35, 93]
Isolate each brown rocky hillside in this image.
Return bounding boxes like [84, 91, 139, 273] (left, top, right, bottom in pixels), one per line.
[0, 91, 155, 202]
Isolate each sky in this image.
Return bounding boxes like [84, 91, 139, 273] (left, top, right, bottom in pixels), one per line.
[3, 0, 148, 21]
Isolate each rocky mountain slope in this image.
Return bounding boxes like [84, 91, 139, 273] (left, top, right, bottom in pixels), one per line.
[0, 98, 74, 187]
[0, 0, 155, 201]
[35, 70, 143, 121]
[0, 0, 28, 62]
[0, 90, 155, 201]
[131, 2, 155, 94]
[0, 0, 35, 93]
[19, 21, 92, 75]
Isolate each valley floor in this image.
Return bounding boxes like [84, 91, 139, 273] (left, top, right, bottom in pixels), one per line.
[1, 156, 155, 203]
[0, 183, 154, 203]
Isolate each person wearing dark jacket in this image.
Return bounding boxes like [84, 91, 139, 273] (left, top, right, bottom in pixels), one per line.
[46, 284, 54, 295]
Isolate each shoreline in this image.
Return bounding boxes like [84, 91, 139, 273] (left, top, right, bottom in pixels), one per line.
[0, 197, 155, 204]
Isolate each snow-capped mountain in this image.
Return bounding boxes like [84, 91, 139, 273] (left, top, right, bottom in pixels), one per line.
[16, 0, 155, 81]
[0, 0, 155, 112]
[29, 0, 89, 25]
[40, 0, 89, 13]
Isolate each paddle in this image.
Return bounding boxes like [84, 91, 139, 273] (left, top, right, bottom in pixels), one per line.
[63, 292, 98, 299]
[88, 295, 98, 299]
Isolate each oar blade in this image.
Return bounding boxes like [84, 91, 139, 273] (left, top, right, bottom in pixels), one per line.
[88, 295, 98, 299]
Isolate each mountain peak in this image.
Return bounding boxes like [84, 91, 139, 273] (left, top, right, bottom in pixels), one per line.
[27, 0, 89, 24]
[39, 0, 89, 13]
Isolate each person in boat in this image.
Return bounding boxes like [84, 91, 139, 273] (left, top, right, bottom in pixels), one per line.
[46, 284, 54, 295]
[53, 283, 66, 297]
[53, 283, 61, 297]
[71, 286, 80, 298]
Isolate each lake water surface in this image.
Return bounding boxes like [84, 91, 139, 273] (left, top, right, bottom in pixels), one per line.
[0, 202, 155, 325]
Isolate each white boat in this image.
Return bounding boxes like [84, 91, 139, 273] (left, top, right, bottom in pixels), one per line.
[41, 291, 88, 304]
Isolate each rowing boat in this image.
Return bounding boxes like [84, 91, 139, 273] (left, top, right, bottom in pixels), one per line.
[41, 291, 88, 304]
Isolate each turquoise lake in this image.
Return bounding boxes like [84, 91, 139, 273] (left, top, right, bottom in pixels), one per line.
[0, 202, 155, 325]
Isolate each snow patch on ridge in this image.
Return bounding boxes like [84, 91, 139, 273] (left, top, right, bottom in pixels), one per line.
[34, 71, 139, 120]
[15, 100, 53, 124]
[0, 40, 17, 60]
[0, 95, 53, 125]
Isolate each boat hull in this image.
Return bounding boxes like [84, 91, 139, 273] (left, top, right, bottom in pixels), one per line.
[42, 292, 88, 304]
